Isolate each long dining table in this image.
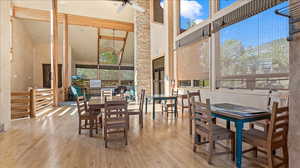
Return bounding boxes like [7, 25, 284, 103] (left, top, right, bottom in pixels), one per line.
[208, 103, 270, 168]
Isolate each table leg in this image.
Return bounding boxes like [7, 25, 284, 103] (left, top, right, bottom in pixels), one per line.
[235, 121, 244, 168]
[152, 99, 155, 120]
[181, 97, 184, 115]
[175, 98, 178, 118]
[226, 120, 231, 130]
[145, 98, 148, 114]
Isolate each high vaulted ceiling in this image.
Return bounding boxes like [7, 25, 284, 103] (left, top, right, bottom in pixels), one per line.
[14, 0, 134, 66]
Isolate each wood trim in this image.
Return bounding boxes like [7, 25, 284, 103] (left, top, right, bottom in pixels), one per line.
[50, 0, 59, 106]
[119, 32, 129, 65]
[99, 35, 126, 41]
[62, 14, 69, 98]
[75, 64, 134, 70]
[168, 0, 174, 80]
[97, 28, 100, 80]
[13, 6, 134, 32]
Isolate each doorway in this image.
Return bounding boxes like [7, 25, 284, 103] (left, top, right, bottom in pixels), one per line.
[42, 64, 62, 88]
[153, 57, 164, 95]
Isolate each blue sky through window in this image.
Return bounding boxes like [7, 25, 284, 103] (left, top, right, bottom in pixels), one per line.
[219, 0, 237, 9]
[220, 2, 289, 47]
[180, 0, 209, 30]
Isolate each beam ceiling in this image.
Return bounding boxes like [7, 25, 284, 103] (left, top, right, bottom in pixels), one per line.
[13, 6, 134, 32]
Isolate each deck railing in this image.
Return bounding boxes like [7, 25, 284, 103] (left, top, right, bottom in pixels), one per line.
[11, 91, 31, 119]
[11, 88, 54, 119]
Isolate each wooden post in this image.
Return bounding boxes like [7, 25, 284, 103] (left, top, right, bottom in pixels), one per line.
[167, 0, 174, 94]
[50, 0, 59, 106]
[30, 88, 36, 118]
[63, 14, 69, 100]
[97, 28, 100, 80]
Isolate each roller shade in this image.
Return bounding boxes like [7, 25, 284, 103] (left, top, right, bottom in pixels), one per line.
[176, 23, 211, 48]
[176, 39, 209, 80]
[213, 0, 287, 32]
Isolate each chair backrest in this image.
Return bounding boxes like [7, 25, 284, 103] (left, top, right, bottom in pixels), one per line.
[187, 90, 201, 110]
[139, 89, 146, 112]
[192, 99, 213, 135]
[101, 89, 113, 99]
[268, 102, 289, 147]
[76, 96, 88, 117]
[171, 88, 178, 96]
[104, 100, 129, 125]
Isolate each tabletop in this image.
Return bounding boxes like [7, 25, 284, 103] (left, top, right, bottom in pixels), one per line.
[211, 103, 270, 120]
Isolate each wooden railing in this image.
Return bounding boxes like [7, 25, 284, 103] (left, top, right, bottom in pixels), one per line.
[31, 88, 54, 117]
[11, 91, 31, 119]
[11, 88, 54, 119]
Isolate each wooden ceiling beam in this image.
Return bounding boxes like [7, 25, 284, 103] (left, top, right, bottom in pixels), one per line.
[99, 35, 126, 41]
[13, 6, 134, 32]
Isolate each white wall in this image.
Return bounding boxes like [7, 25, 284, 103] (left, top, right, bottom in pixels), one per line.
[11, 19, 34, 92]
[151, 23, 166, 59]
[0, 0, 12, 131]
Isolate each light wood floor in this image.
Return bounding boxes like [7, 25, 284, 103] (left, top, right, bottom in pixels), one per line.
[0, 104, 266, 168]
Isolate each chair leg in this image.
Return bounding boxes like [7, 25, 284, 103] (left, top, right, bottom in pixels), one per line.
[140, 113, 143, 128]
[283, 142, 289, 168]
[231, 135, 235, 161]
[189, 112, 193, 135]
[208, 140, 214, 164]
[125, 128, 128, 145]
[79, 119, 81, 135]
[104, 126, 108, 148]
[95, 119, 98, 134]
[89, 119, 94, 137]
[267, 148, 274, 168]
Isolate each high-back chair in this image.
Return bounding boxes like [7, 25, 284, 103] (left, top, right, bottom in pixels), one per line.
[76, 96, 101, 136]
[192, 99, 235, 164]
[104, 100, 129, 148]
[187, 90, 201, 135]
[128, 89, 145, 128]
[243, 102, 289, 168]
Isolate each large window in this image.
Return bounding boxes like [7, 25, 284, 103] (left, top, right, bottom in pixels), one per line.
[217, 2, 289, 90]
[152, 0, 164, 23]
[180, 0, 209, 31]
[219, 0, 238, 10]
[76, 66, 134, 87]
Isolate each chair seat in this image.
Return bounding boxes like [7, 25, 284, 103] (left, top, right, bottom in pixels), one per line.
[195, 124, 233, 140]
[128, 109, 141, 115]
[243, 128, 267, 148]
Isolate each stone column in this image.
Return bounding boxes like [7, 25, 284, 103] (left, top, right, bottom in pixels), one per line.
[289, 0, 300, 166]
[0, 0, 12, 131]
[134, 0, 151, 97]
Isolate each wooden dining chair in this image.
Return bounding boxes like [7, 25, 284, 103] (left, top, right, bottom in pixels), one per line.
[187, 90, 201, 135]
[250, 91, 289, 132]
[192, 99, 235, 164]
[76, 96, 102, 137]
[104, 100, 129, 148]
[162, 88, 178, 118]
[128, 89, 145, 128]
[243, 102, 289, 168]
